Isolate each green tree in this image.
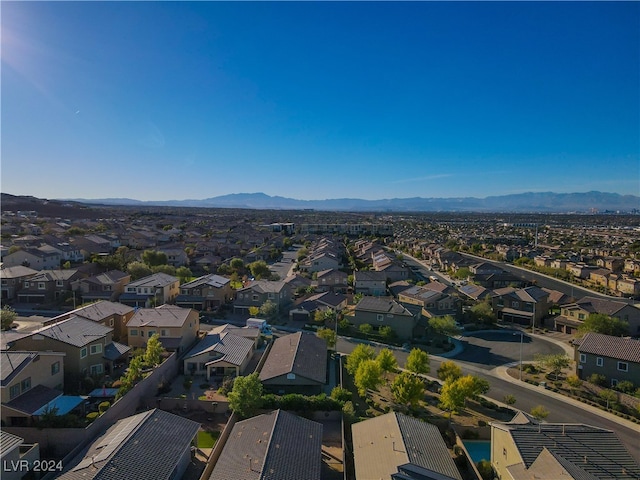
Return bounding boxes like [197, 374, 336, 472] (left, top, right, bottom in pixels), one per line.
[354, 359, 383, 396]
[258, 299, 278, 319]
[428, 315, 461, 337]
[228, 373, 263, 418]
[599, 389, 618, 409]
[249, 306, 260, 317]
[470, 301, 496, 325]
[578, 313, 629, 337]
[142, 250, 168, 267]
[151, 264, 176, 276]
[330, 386, 352, 402]
[566, 374, 583, 390]
[439, 375, 489, 416]
[248, 260, 272, 280]
[230, 258, 245, 273]
[376, 348, 398, 376]
[317, 328, 337, 349]
[359, 323, 373, 335]
[391, 372, 424, 406]
[437, 360, 462, 383]
[477, 460, 494, 480]
[144, 333, 163, 367]
[405, 348, 430, 375]
[379, 325, 396, 340]
[346, 344, 375, 375]
[530, 405, 549, 420]
[452, 267, 470, 280]
[127, 261, 152, 280]
[1, 305, 17, 331]
[176, 266, 192, 283]
[535, 353, 571, 381]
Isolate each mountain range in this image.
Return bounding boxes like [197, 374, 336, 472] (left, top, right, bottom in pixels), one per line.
[61, 191, 640, 213]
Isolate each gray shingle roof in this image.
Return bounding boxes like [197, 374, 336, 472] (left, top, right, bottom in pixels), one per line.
[103, 341, 131, 361]
[127, 305, 193, 328]
[210, 409, 322, 480]
[181, 273, 230, 289]
[576, 332, 640, 363]
[125, 272, 178, 288]
[34, 316, 111, 347]
[59, 409, 200, 480]
[184, 331, 254, 367]
[5, 385, 62, 415]
[259, 332, 327, 384]
[506, 423, 640, 479]
[571, 296, 629, 316]
[70, 300, 134, 320]
[356, 296, 413, 316]
[1, 351, 37, 386]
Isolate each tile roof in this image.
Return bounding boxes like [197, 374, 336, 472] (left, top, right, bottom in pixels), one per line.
[125, 272, 178, 288]
[184, 331, 254, 367]
[59, 409, 200, 480]
[259, 332, 327, 384]
[181, 273, 230, 289]
[127, 305, 194, 328]
[210, 409, 322, 480]
[576, 332, 640, 363]
[570, 296, 630, 316]
[1, 351, 38, 386]
[103, 341, 131, 361]
[0, 265, 38, 278]
[67, 300, 134, 321]
[0, 430, 24, 455]
[356, 296, 414, 316]
[352, 412, 462, 480]
[5, 385, 63, 415]
[238, 280, 287, 294]
[501, 422, 640, 479]
[33, 316, 112, 347]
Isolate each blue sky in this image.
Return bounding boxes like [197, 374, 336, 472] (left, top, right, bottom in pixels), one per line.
[2, 1, 638, 201]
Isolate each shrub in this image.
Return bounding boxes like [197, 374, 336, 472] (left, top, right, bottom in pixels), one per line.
[330, 386, 352, 402]
[615, 380, 635, 395]
[86, 412, 100, 422]
[477, 460, 494, 480]
[98, 401, 110, 413]
[218, 377, 235, 396]
[478, 419, 487, 427]
[588, 373, 607, 386]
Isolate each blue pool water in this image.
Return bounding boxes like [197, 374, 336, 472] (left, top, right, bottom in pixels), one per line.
[463, 440, 491, 463]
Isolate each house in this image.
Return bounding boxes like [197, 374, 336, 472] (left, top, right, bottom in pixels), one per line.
[7, 316, 129, 380]
[574, 332, 640, 387]
[70, 234, 113, 255]
[0, 265, 38, 301]
[119, 272, 180, 308]
[259, 332, 327, 395]
[314, 268, 349, 293]
[0, 431, 40, 480]
[397, 286, 460, 320]
[352, 412, 463, 480]
[473, 272, 524, 289]
[490, 415, 640, 480]
[354, 270, 387, 296]
[301, 251, 342, 273]
[234, 280, 292, 314]
[43, 241, 84, 263]
[469, 262, 505, 276]
[174, 273, 232, 311]
[72, 269, 130, 303]
[58, 409, 200, 480]
[210, 409, 322, 480]
[458, 284, 491, 301]
[16, 269, 82, 304]
[157, 247, 189, 267]
[491, 286, 550, 328]
[183, 330, 254, 380]
[1, 351, 66, 404]
[49, 300, 135, 343]
[208, 323, 261, 349]
[351, 296, 417, 340]
[588, 268, 612, 288]
[554, 296, 640, 336]
[289, 291, 348, 322]
[126, 304, 199, 354]
[1, 247, 60, 270]
[376, 261, 410, 283]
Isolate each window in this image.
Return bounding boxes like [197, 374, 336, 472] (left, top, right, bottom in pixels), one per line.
[377, 314, 384, 321]
[617, 362, 629, 372]
[9, 384, 20, 399]
[148, 331, 156, 337]
[161, 329, 168, 336]
[51, 361, 60, 375]
[90, 344, 102, 355]
[56, 280, 64, 287]
[38, 282, 46, 290]
[21, 377, 31, 392]
[24, 281, 30, 288]
[512, 301, 519, 308]
[578, 313, 585, 320]
[596, 357, 603, 367]
[579, 353, 586, 363]
[109, 319, 114, 327]
[252, 294, 259, 301]
[80, 347, 87, 358]
[130, 329, 138, 336]
[90, 364, 103, 375]
[268, 293, 275, 299]
[611, 379, 618, 387]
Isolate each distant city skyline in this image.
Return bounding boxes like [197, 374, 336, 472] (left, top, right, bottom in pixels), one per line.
[2, 2, 638, 201]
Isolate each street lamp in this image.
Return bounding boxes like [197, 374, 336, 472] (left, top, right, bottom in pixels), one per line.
[514, 332, 524, 381]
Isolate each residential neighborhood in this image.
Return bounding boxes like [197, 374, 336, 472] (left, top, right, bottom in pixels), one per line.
[1, 195, 640, 479]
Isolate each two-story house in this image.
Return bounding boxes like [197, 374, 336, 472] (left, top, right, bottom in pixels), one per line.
[7, 316, 128, 380]
[119, 272, 180, 308]
[351, 296, 417, 340]
[16, 269, 82, 304]
[491, 286, 550, 328]
[0, 265, 38, 301]
[126, 305, 199, 354]
[175, 273, 232, 311]
[354, 270, 387, 296]
[575, 332, 640, 388]
[234, 280, 292, 314]
[73, 270, 130, 303]
[397, 286, 460, 320]
[314, 269, 349, 293]
[554, 296, 640, 336]
[49, 300, 135, 343]
[182, 330, 255, 380]
[1, 247, 60, 270]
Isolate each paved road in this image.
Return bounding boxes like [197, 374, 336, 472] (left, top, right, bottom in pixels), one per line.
[334, 335, 640, 464]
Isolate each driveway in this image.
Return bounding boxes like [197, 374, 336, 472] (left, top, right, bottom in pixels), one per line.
[449, 330, 565, 369]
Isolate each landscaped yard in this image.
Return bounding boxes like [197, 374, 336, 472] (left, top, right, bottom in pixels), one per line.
[197, 430, 220, 449]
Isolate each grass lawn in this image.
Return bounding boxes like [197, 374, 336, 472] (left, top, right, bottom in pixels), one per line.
[197, 430, 220, 448]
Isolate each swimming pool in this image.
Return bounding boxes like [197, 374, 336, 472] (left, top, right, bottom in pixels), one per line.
[463, 440, 491, 463]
